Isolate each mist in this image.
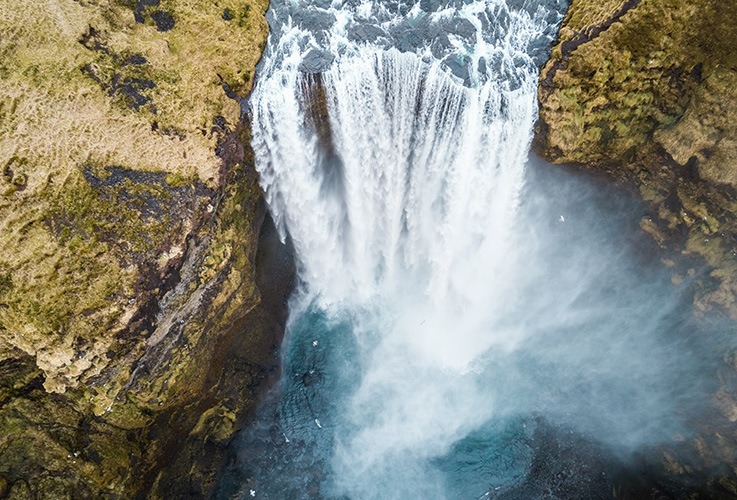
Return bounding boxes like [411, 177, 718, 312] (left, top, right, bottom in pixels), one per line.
[216, 155, 724, 500]
[215, 0, 727, 497]
[328, 162, 714, 499]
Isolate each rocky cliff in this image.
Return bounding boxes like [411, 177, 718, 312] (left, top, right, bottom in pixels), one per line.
[0, 0, 295, 497]
[537, 0, 737, 319]
[536, 0, 737, 495]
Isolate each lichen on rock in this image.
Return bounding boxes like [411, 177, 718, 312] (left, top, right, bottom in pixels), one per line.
[537, 0, 737, 320]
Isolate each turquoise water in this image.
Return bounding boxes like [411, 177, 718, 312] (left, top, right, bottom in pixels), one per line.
[218, 302, 537, 499]
[215, 158, 720, 499]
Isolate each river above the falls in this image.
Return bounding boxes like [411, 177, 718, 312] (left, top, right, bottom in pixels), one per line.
[214, 0, 726, 497]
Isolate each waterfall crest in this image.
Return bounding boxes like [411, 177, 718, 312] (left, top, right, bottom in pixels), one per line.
[251, 0, 565, 309]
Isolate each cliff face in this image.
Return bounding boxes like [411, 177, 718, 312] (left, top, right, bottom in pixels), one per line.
[537, 0, 737, 319]
[0, 0, 294, 497]
[536, 0, 737, 494]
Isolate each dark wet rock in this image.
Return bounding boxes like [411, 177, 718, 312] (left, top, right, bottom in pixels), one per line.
[445, 17, 477, 42]
[151, 10, 175, 31]
[82, 65, 154, 110]
[444, 53, 471, 83]
[133, 0, 161, 24]
[430, 34, 452, 59]
[478, 56, 487, 74]
[384, 0, 413, 16]
[151, 194, 296, 499]
[111, 75, 155, 109]
[79, 34, 161, 111]
[395, 28, 425, 53]
[301, 369, 322, 387]
[299, 48, 335, 73]
[348, 24, 388, 43]
[419, 0, 443, 12]
[125, 53, 147, 65]
[80, 165, 200, 225]
[291, 8, 336, 32]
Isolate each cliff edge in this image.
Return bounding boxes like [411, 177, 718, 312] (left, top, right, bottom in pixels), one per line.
[0, 0, 294, 497]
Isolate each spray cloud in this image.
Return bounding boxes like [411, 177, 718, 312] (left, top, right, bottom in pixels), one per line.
[221, 0, 722, 497]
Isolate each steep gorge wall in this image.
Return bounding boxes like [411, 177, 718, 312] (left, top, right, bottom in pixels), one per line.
[536, 0, 737, 319]
[536, 0, 737, 494]
[5, 0, 737, 496]
[0, 0, 295, 497]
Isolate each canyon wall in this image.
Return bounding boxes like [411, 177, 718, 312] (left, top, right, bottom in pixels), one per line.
[4, 0, 737, 496]
[0, 0, 295, 497]
[537, 0, 737, 319]
[536, 0, 737, 494]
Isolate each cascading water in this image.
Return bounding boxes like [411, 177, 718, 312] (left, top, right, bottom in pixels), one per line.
[253, 0, 561, 312]
[216, 0, 718, 498]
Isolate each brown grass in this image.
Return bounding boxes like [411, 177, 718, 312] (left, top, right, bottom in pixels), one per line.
[0, 0, 268, 393]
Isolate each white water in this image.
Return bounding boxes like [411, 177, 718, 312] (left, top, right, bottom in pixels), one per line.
[252, 0, 559, 360]
[238, 0, 709, 498]
[250, 3, 558, 493]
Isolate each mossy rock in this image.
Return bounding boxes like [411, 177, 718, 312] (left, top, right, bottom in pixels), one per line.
[536, 0, 737, 493]
[536, 0, 737, 318]
[0, 0, 285, 496]
[538, 0, 737, 168]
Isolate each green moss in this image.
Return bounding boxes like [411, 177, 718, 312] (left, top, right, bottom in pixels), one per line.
[49, 167, 188, 257]
[541, 0, 737, 165]
[189, 403, 237, 444]
[0, 0, 272, 495]
[538, 0, 737, 309]
[0, 184, 130, 347]
[165, 171, 192, 188]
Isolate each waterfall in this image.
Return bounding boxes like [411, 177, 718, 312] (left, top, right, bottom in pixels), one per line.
[247, 2, 566, 496]
[220, 0, 711, 498]
[252, 1, 563, 310]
